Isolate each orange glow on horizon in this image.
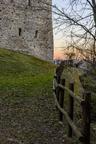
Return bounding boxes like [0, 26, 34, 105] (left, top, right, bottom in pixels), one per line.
[54, 48, 87, 60]
[54, 50, 64, 60]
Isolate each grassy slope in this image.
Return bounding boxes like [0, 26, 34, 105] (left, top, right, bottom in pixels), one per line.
[0, 48, 95, 144]
[0, 49, 67, 144]
[0, 48, 54, 92]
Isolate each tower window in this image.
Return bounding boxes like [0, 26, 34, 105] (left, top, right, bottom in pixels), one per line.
[11, 0, 14, 2]
[28, 0, 31, 6]
[34, 30, 38, 38]
[19, 28, 22, 36]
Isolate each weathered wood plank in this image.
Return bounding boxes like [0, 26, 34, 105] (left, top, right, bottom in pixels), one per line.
[59, 79, 65, 122]
[58, 84, 84, 103]
[68, 82, 74, 137]
[53, 91, 84, 142]
[81, 92, 91, 144]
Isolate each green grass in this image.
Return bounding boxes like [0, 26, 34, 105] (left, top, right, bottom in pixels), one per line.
[0, 48, 68, 144]
[0, 48, 95, 144]
[0, 48, 55, 94]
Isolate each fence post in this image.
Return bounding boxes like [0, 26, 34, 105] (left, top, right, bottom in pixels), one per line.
[59, 79, 65, 122]
[81, 91, 91, 144]
[68, 81, 74, 137]
[55, 76, 61, 101]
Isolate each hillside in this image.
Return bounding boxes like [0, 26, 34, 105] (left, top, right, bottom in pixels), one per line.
[0, 49, 67, 144]
[0, 48, 54, 94]
[0, 49, 96, 144]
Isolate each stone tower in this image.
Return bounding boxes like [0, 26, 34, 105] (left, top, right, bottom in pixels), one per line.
[0, 0, 53, 61]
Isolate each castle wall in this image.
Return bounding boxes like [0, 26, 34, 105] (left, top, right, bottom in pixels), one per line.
[0, 0, 53, 61]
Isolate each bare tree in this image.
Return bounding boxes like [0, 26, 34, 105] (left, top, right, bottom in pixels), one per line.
[65, 51, 76, 60]
[53, 0, 96, 63]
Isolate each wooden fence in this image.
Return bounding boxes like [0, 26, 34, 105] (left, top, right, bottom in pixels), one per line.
[53, 77, 91, 144]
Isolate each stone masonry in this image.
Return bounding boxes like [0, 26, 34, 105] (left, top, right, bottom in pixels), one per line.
[0, 0, 53, 61]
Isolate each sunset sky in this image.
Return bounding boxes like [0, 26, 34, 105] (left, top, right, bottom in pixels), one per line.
[52, 0, 67, 60]
[52, 0, 91, 60]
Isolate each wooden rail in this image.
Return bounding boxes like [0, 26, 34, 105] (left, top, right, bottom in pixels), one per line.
[53, 77, 91, 144]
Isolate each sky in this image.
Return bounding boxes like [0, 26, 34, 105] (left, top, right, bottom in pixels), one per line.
[52, 0, 80, 59]
[52, 0, 93, 60]
[52, 0, 68, 59]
